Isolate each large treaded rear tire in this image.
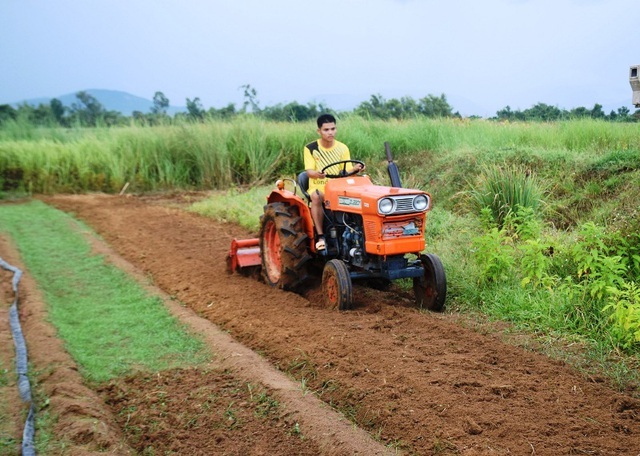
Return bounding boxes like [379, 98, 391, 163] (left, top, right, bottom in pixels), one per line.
[259, 202, 311, 290]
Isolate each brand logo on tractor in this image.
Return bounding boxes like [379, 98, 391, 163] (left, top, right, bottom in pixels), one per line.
[338, 196, 362, 208]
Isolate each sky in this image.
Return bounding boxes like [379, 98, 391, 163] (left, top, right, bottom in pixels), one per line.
[1, 0, 638, 117]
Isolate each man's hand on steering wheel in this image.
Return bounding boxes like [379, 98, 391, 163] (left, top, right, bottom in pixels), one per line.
[321, 160, 366, 179]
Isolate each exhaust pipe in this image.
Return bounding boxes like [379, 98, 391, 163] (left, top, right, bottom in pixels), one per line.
[385, 142, 403, 188]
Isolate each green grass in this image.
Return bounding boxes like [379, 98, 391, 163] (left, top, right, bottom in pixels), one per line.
[189, 184, 274, 232]
[0, 200, 210, 383]
[2, 117, 639, 196]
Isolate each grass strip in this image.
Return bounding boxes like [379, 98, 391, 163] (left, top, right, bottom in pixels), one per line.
[189, 184, 273, 232]
[0, 200, 209, 382]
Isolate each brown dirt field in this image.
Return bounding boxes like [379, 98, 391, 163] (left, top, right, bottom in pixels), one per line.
[4, 192, 640, 455]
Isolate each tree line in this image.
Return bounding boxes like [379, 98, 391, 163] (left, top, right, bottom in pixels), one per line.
[495, 102, 638, 122]
[1, 85, 638, 128]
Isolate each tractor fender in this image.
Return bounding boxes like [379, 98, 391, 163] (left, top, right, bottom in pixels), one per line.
[265, 189, 314, 245]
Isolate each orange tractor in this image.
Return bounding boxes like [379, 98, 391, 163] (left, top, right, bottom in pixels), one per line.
[228, 143, 446, 311]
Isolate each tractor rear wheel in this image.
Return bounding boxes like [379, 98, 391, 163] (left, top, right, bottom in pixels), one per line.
[322, 259, 353, 311]
[259, 202, 311, 290]
[413, 253, 447, 311]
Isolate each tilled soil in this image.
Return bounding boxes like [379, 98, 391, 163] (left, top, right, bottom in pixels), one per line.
[5, 193, 640, 455]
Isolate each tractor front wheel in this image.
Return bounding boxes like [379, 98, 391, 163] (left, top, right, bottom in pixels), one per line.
[413, 253, 447, 311]
[322, 259, 353, 311]
[260, 202, 311, 290]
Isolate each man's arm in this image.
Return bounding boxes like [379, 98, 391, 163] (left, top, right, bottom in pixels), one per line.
[342, 145, 365, 173]
[306, 169, 326, 179]
[304, 146, 325, 178]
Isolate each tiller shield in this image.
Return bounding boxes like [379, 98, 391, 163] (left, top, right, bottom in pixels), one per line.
[227, 238, 261, 273]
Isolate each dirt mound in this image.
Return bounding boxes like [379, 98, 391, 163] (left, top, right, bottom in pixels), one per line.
[100, 368, 322, 456]
[21, 193, 640, 454]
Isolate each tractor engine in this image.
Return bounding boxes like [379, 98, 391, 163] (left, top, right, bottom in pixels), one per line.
[331, 212, 366, 267]
[325, 210, 421, 281]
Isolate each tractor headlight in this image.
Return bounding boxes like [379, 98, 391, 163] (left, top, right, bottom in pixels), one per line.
[413, 194, 430, 211]
[378, 197, 395, 214]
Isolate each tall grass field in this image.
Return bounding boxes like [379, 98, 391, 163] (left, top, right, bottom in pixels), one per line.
[2, 115, 640, 387]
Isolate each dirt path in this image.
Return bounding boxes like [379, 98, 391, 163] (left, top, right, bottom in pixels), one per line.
[82, 220, 392, 456]
[18, 194, 640, 454]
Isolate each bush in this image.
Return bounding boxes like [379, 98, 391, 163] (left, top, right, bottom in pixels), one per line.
[470, 165, 544, 228]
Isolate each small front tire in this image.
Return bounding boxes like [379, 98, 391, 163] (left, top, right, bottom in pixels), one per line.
[322, 259, 353, 311]
[413, 253, 446, 311]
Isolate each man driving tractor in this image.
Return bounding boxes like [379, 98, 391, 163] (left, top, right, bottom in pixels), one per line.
[303, 114, 365, 250]
[229, 114, 446, 311]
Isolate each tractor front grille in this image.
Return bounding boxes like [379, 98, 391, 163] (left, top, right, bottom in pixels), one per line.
[394, 197, 416, 213]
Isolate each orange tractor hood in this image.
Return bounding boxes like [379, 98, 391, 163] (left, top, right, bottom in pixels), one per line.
[324, 175, 430, 214]
[324, 175, 431, 256]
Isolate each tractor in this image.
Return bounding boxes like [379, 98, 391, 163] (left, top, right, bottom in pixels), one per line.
[228, 142, 446, 311]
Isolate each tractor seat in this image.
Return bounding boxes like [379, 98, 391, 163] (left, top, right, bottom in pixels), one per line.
[297, 171, 311, 202]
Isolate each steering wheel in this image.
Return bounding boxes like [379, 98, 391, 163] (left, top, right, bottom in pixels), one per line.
[321, 160, 365, 179]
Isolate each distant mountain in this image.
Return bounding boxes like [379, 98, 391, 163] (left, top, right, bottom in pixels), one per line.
[11, 89, 186, 116]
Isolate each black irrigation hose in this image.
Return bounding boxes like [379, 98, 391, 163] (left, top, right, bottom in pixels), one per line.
[1, 258, 36, 456]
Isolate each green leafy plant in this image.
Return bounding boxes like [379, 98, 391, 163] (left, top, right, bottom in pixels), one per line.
[603, 282, 640, 350]
[503, 205, 542, 241]
[571, 222, 626, 301]
[519, 238, 555, 289]
[472, 224, 515, 284]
